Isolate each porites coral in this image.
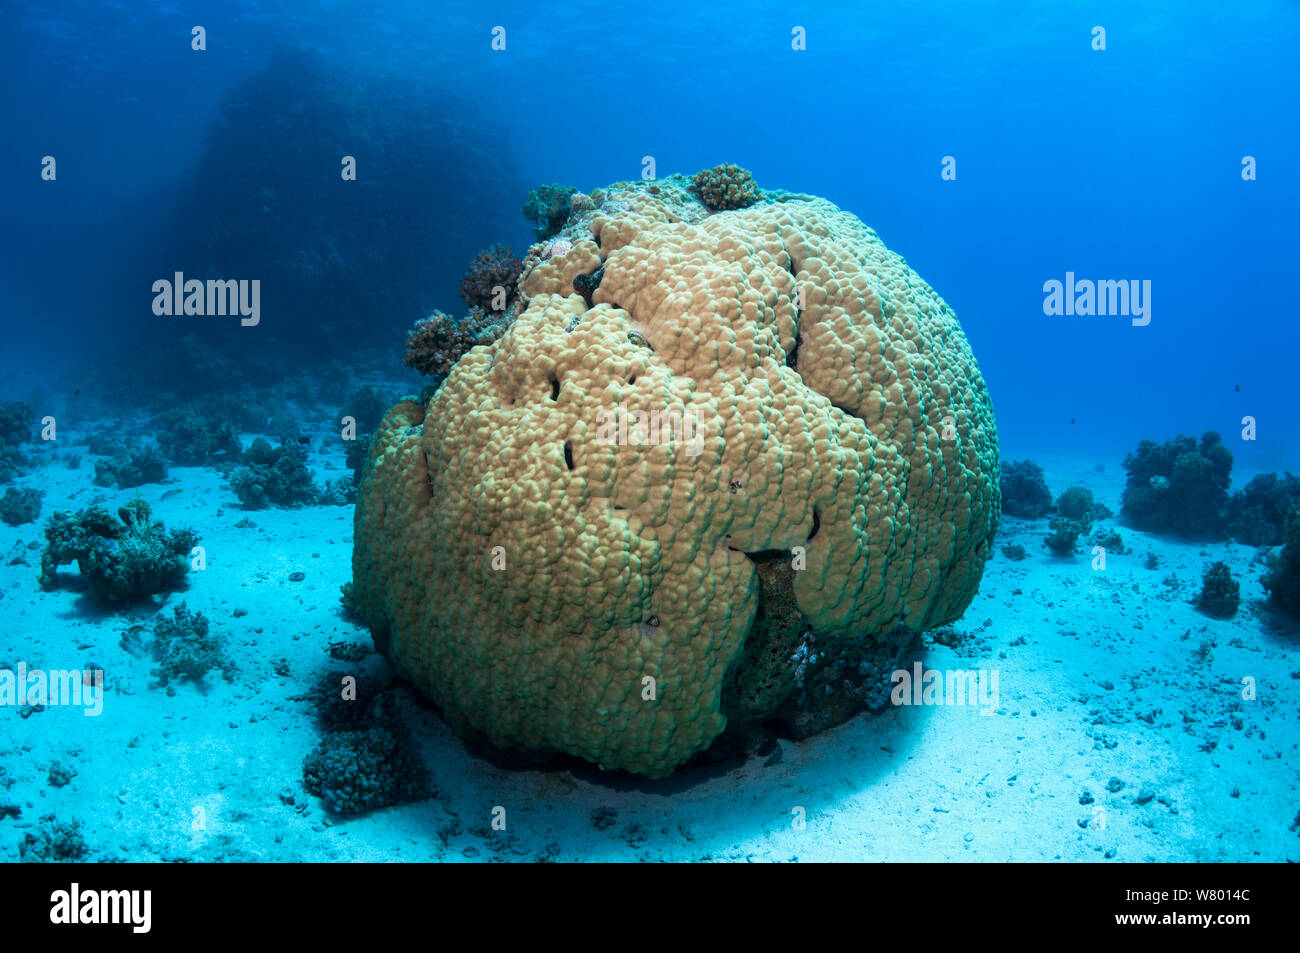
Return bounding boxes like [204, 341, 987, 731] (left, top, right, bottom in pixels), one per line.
[354, 177, 999, 777]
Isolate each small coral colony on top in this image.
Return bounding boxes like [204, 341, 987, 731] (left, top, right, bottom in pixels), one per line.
[18, 165, 1300, 791]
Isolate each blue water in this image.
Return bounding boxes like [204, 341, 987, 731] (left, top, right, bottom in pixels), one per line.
[6, 0, 1298, 462]
[1, 0, 1297, 863]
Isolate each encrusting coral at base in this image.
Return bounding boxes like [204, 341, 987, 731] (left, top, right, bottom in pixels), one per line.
[301, 672, 429, 815]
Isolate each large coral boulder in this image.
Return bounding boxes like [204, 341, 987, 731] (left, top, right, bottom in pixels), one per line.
[353, 176, 1000, 777]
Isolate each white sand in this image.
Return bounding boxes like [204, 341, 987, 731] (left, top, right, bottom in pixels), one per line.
[1, 438, 1296, 862]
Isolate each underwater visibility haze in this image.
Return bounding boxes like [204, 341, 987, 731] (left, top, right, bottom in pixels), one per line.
[0, 0, 1298, 869]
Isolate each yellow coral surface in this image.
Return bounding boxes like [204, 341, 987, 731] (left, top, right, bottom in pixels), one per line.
[353, 178, 999, 777]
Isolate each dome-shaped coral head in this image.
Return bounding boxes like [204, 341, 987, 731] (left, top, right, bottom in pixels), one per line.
[353, 174, 1000, 778]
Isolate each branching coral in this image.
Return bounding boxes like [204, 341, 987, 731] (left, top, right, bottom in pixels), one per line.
[1000, 460, 1053, 518]
[155, 405, 242, 466]
[521, 183, 577, 240]
[459, 244, 522, 313]
[1263, 504, 1300, 617]
[228, 438, 317, 508]
[339, 386, 391, 437]
[402, 308, 508, 380]
[92, 441, 168, 489]
[1055, 486, 1110, 532]
[1055, 486, 1096, 527]
[1122, 431, 1232, 538]
[316, 477, 357, 506]
[1194, 561, 1240, 620]
[151, 602, 234, 686]
[0, 487, 43, 526]
[19, 816, 88, 862]
[0, 402, 37, 484]
[1227, 472, 1300, 546]
[302, 725, 428, 815]
[0, 402, 34, 446]
[690, 163, 761, 210]
[1044, 516, 1082, 556]
[1090, 528, 1127, 554]
[38, 499, 199, 603]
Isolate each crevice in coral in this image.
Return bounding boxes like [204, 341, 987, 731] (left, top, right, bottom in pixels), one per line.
[563, 441, 574, 471]
[548, 371, 560, 401]
[627, 330, 654, 352]
[807, 505, 821, 542]
[573, 265, 605, 307]
[716, 550, 808, 738]
[785, 329, 801, 370]
[830, 399, 866, 426]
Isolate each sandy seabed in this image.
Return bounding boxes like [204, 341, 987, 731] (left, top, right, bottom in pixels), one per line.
[1, 431, 1296, 863]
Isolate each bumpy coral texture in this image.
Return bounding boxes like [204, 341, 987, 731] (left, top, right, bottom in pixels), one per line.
[354, 180, 1000, 777]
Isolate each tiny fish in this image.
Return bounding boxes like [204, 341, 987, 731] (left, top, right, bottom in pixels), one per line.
[298, 436, 311, 444]
[161, 488, 184, 500]
[1069, 418, 1076, 424]
[1234, 384, 1240, 392]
